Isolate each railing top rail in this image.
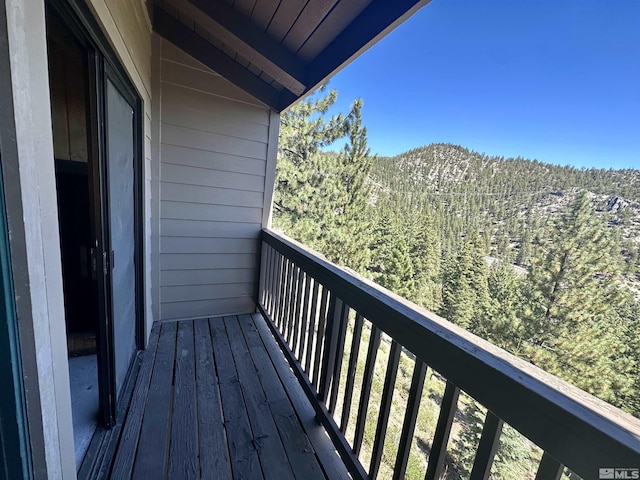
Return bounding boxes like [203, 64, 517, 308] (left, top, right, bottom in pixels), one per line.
[261, 228, 640, 477]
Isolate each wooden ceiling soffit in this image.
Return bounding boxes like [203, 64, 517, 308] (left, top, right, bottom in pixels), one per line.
[178, 0, 307, 96]
[154, 6, 283, 111]
[306, 0, 431, 94]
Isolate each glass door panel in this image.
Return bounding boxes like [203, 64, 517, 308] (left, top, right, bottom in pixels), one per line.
[105, 78, 136, 398]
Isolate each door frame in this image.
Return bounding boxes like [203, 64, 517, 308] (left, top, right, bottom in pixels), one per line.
[101, 60, 145, 423]
[0, 150, 33, 479]
[46, 0, 145, 428]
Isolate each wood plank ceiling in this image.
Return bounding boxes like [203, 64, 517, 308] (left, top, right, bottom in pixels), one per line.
[152, 0, 430, 111]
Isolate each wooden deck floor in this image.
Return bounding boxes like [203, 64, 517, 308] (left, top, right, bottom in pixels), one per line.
[104, 313, 351, 479]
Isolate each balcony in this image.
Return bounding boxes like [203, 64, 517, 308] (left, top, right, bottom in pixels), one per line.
[100, 229, 640, 479]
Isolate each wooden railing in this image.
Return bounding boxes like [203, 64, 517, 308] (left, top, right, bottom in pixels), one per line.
[257, 229, 640, 480]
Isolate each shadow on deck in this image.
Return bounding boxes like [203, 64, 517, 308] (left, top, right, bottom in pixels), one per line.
[102, 313, 350, 479]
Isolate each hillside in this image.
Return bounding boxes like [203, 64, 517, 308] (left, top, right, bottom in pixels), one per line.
[274, 95, 640, 479]
[370, 143, 640, 287]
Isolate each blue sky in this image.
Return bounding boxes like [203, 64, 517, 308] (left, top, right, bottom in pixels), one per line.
[326, 0, 640, 170]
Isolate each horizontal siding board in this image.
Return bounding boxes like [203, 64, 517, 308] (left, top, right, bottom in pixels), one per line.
[160, 253, 256, 270]
[161, 40, 211, 73]
[157, 50, 276, 323]
[161, 124, 267, 159]
[162, 83, 269, 140]
[161, 144, 266, 176]
[161, 106, 268, 145]
[161, 268, 255, 286]
[160, 237, 258, 254]
[161, 82, 270, 126]
[161, 297, 256, 320]
[160, 164, 265, 192]
[160, 219, 260, 238]
[162, 61, 265, 108]
[160, 182, 264, 208]
[161, 201, 262, 223]
[161, 283, 255, 303]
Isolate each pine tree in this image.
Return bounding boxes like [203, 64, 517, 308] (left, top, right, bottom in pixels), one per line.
[452, 401, 534, 480]
[521, 191, 633, 404]
[440, 232, 490, 330]
[476, 262, 525, 352]
[274, 87, 347, 227]
[369, 213, 415, 298]
[406, 213, 442, 311]
[315, 99, 374, 273]
[273, 89, 373, 273]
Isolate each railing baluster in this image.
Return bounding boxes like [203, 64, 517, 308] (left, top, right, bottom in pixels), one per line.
[285, 265, 300, 345]
[328, 304, 350, 414]
[304, 280, 320, 375]
[298, 275, 313, 364]
[258, 242, 267, 306]
[393, 359, 427, 480]
[267, 248, 280, 318]
[469, 411, 504, 480]
[340, 313, 364, 433]
[291, 268, 305, 355]
[312, 286, 329, 387]
[319, 295, 341, 402]
[370, 340, 402, 479]
[353, 325, 382, 455]
[262, 245, 272, 311]
[276, 255, 288, 330]
[535, 452, 564, 480]
[282, 259, 295, 335]
[425, 380, 460, 480]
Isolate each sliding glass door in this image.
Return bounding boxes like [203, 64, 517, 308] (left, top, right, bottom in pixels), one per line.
[105, 77, 137, 398]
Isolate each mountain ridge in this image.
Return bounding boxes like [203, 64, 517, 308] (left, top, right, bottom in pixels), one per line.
[369, 142, 640, 287]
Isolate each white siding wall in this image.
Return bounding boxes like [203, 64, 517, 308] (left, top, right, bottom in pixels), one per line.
[158, 40, 278, 320]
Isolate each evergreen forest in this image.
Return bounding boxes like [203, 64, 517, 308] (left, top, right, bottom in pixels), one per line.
[273, 88, 640, 479]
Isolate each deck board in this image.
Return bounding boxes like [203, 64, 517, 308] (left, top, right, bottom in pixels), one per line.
[237, 314, 326, 480]
[209, 317, 264, 479]
[106, 314, 349, 479]
[110, 323, 160, 480]
[132, 321, 177, 480]
[194, 318, 232, 480]
[168, 321, 198, 479]
[224, 315, 295, 480]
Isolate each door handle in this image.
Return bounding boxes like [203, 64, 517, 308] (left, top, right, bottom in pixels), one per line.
[90, 247, 97, 280]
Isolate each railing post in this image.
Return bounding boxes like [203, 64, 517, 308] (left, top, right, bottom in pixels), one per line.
[268, 245, 278, 314]
[258, 241, 267, 307]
